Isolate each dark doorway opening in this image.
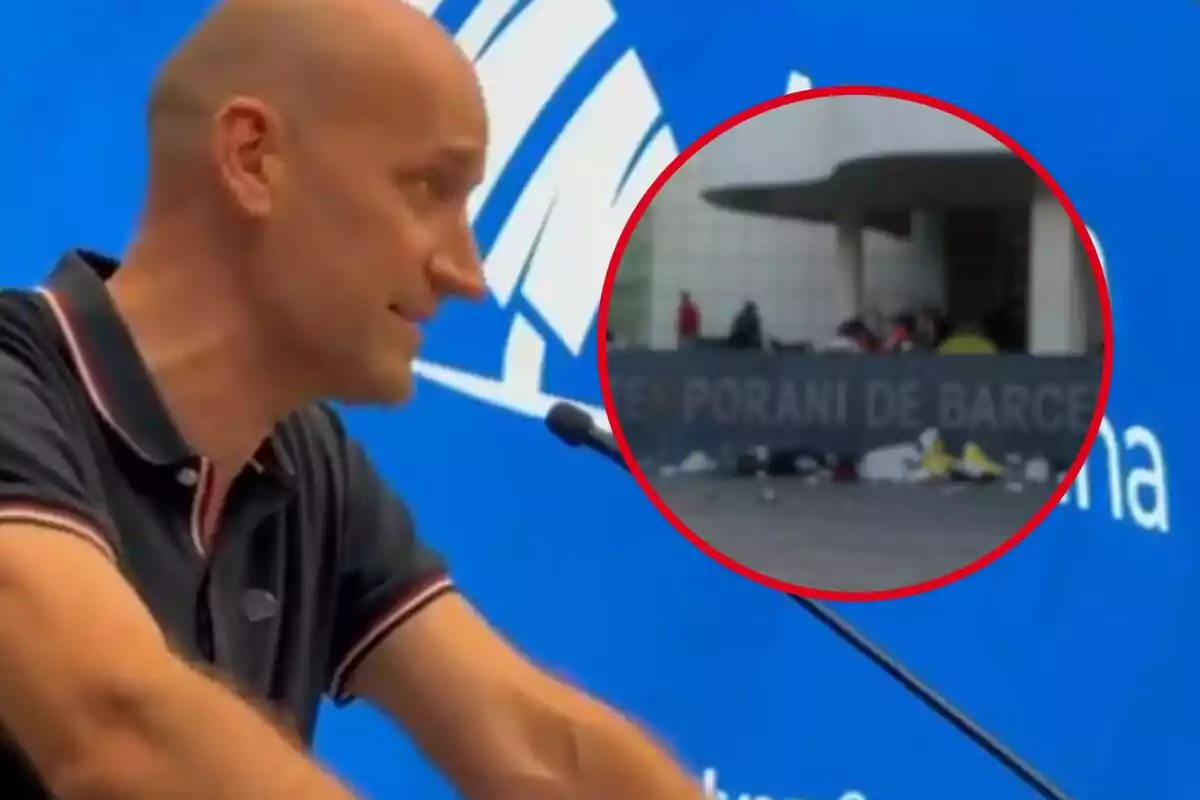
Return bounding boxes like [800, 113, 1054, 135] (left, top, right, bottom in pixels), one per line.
[942, 206, 1029, 351]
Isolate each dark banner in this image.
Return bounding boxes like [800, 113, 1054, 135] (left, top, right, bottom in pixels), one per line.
[608, 350, 1103, 465]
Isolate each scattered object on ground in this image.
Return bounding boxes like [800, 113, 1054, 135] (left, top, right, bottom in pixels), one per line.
[659, 450, 719, 477]
[1023, 457, 1051, 483]
[956, 442, 1003, 482]
[858, 442, 923, 482]
[651, 429, 1075, 498]
[918, 429, 958, 478]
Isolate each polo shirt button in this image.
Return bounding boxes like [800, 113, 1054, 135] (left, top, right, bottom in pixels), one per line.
[176, 467, 199, 487]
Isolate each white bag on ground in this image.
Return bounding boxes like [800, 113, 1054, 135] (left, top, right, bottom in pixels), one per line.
[858, 442, 923, 482]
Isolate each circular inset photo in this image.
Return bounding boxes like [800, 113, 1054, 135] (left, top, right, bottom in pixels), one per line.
[598, 86, 1112, 601]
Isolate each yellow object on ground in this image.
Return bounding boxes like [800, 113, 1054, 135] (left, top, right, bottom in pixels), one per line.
[919, 433, 957, 477]
[960, 442, 1003, 478]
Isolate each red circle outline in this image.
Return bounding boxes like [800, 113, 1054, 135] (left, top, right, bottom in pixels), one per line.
[595, 84, 1114, 603]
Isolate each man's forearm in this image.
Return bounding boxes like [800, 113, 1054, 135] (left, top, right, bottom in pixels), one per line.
[44, 656, 356, 800]
[451, 688, 700, 800]
[565, 706, 702, 800]
[0, 527, 359, 800]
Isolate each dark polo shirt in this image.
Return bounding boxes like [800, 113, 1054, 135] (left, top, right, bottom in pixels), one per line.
[0, 250, 453, 795]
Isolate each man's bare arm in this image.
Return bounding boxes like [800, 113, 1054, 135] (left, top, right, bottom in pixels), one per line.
[0, 521, 357, 800]
[347, 593, 702, 800]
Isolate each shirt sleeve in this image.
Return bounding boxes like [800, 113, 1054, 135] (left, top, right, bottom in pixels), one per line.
[0, 352, 118, 560]
[324, 411, 454, 704]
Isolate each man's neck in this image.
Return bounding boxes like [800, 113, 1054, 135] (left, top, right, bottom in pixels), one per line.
[108, 232, 307, 475]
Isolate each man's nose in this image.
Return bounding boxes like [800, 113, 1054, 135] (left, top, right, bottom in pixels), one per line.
[429, 220, 486, 300]
[429, 249, 485, 301]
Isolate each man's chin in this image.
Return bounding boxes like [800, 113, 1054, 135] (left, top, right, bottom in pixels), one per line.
[333, 364, 415, 407]
[373, 370, 415, 406]
[381, 376, 415, 406]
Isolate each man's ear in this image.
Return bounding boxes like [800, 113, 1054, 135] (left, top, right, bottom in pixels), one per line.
[213, 97, 283, 219]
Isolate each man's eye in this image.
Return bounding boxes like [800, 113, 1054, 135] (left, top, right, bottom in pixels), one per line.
[405, 169, 472, 206]
[418, 173, 450, 199]
[397, 171, 433, 197]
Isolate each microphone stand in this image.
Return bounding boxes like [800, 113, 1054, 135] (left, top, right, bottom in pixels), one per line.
[553, 407, 1071, 800]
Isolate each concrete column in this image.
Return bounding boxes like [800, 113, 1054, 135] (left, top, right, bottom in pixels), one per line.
[836, 209, 865, 320]
[1027, 190, 1087, 354]
[1075, 235, 1102, 352]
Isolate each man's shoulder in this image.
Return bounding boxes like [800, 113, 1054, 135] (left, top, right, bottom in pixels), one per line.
[0, 290, 92, 461]
[0, 288, 71, 395]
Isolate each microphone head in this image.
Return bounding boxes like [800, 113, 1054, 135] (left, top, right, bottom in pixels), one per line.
[545, 402, 594, 446]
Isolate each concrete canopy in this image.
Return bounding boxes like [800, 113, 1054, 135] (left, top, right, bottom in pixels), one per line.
[701, 151, 1038, 237]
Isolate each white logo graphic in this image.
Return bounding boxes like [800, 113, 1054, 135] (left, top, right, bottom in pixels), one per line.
[702, 767, 866, 800]
[410, 0, 808, 432]
[787, 71, 814, 93]
[1061, 226, 1171, 533]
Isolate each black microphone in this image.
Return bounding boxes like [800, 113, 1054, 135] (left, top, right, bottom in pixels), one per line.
[545, 402, 627, 471]
[542, 403, 1071, 800]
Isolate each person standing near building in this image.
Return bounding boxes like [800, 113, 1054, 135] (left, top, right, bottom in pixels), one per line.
[676, 290, 701, 348]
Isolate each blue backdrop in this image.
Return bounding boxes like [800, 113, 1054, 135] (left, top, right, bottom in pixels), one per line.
[1, 1, 1195, 798]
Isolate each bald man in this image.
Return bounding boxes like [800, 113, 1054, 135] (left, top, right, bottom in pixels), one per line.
[0, 1, 700, 798]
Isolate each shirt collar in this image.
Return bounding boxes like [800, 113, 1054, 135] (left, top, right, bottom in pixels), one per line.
[39, 249, 295, 478]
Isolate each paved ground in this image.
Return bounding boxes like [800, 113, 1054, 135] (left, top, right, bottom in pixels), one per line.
[649, 476, 1054, 593]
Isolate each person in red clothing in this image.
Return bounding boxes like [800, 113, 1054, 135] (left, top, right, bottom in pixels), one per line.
[676, 291, 700, 347]
[882, 312, 917, 353]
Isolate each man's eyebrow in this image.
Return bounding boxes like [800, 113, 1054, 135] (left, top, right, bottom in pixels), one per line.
[394, 142, 480, 171]
[432, 141, 485, 163]
[432, 143, 486, 187]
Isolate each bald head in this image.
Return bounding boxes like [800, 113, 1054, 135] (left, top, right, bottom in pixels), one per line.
[146, 0, 480, 189]
[126, 0, 488, 409]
